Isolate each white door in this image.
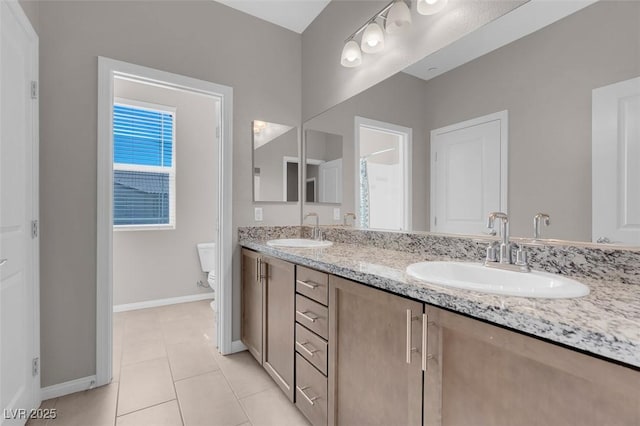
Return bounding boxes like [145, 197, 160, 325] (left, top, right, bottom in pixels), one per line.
[592, 77, 640, 245]
[430, 111, 507, 235]
[1, 2, 39, 424]
[318, 158, 342, 203]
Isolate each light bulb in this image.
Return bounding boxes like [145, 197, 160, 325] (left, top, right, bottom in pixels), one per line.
[385, 0, 412, 34]
[340, 40, 362, 67]
[417, 0, 448, 16]
[361, 22, 385, 54]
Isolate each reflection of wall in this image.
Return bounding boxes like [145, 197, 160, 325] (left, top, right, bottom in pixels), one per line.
[254, 128, 298, 202]
[422, 1, 640, 241]
[113, 79, 216, 306]
[304, 72, 429, 229]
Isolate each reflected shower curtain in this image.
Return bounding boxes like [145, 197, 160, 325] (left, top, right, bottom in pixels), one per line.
[359, 158, 370, 228]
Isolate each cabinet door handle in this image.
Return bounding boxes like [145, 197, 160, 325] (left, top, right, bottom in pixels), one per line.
[297, 386, 319, 405]
[422, 313, 428, 371]
[256, 257, 260, 281]
[296, 310, 318, 323]
[296, 341, 319, 357]
[406, 309, 419, 364]
[297, 279, 318, 289]
[422, 313, 435, 371]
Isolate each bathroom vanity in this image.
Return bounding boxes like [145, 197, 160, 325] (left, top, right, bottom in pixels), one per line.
[240, 227, 640, 426]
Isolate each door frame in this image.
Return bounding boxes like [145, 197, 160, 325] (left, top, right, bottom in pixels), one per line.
[1, 0, 40, 409]
[354, 116, 413, 230]
[97, 57, 233, 387]
[429, 110, 509, 232]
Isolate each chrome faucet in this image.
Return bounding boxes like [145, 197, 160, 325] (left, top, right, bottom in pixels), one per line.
[485, 212, 530, 272]
[487, 212, 510, 263]
[533, 213, 550, 239]
[304, 212, 321, 240]
[343, 212, 356, 226]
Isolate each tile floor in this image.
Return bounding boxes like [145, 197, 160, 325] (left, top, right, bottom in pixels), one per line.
[30, 300, 310, 426]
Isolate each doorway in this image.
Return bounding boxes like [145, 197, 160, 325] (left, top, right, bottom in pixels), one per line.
[96, 58, 233, 387]
[355, 117, 412, 231]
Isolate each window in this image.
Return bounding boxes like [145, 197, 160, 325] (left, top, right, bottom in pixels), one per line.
[113, 99, 176, 230]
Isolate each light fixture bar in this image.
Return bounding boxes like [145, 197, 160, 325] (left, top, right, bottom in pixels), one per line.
[344, 0, 411, 42]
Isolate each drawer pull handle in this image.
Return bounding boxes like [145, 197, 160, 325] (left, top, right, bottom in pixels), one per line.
[297, 279, 319, 289]
[296, 310, 318, 323]
[297, 386, 319, 406]
[296, 341, 319, 357]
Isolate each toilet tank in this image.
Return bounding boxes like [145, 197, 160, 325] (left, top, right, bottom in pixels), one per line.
[197, 242, 216, 273]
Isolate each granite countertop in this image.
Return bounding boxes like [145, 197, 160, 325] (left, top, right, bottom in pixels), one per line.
[241, 238, 640, 369]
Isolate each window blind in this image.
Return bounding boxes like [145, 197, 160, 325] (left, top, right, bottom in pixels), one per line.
[113, 103, 175, 228]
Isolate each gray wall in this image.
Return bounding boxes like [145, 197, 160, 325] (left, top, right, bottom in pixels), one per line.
[38, 0, 301, 388]
[301, 0, 525, 120]
[19, 0, 38, 32]
[112, 79, 216, 306]
[421, 0, 640, 241]
[303, 72, 429, 229]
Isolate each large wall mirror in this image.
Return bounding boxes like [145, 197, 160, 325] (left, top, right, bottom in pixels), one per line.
[302, 0, 640, 246]
[253, 120, 299, 202]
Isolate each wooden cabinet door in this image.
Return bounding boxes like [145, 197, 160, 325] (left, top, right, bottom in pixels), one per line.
[328, 276, 423, 426]
[241, 249, 263, 363]
[427, 306, 640, 426]
[263, 255, 295, 401]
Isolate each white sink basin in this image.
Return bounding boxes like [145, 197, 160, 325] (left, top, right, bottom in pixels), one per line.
[406, 261, 590, 299]
[266, 238, 333, 249]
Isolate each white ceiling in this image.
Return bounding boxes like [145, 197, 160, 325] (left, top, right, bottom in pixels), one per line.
[214, 0, 331, 33]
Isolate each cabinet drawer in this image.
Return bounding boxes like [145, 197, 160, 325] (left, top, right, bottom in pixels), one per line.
[296, 266, 328, 306]
[295, 323, 328, 375]
[296, 354, 327, 426]
[296, 294, 328, 340]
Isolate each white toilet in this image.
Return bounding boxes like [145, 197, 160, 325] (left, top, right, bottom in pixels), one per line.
[197, 242, 217, 312]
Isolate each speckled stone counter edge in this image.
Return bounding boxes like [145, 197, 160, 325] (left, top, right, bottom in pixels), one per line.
[238, 226, 640, 368]
[239, 226, 640, 286]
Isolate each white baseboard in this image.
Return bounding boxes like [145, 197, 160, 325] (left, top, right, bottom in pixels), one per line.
[230, 339, 247, 353]
[41, 375, 97, 400]
[113, 292, 214, 313]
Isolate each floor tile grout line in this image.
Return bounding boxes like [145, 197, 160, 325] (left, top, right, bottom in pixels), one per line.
[161, 311, 186, 426]
[115, 398, 180, 420]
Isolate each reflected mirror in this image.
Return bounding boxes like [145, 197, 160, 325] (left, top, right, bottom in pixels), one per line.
[302, 0, 640, 245]
[253, 120, 299, 202]
[304, 130, 343, 204]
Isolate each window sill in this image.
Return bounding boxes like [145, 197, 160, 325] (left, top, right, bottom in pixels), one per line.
[114, 224, 175, 232]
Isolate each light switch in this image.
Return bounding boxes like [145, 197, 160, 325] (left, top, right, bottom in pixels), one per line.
[254, 207, 263, 221]
[333, 207, 341, 221]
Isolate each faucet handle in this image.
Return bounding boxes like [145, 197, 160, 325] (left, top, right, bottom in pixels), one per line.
[514, 245, 531, 272]
[485, 241, 499, 263]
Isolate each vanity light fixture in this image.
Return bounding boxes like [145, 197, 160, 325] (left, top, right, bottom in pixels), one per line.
[340, 40, 363, 67]
[416, 0, 448, 16]
[385, 0, 412, 33]
[253, 120, 267, 133]
[340, 0, 447, 67]
[361, 20, 385, 53]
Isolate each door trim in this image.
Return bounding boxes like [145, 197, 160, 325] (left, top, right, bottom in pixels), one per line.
[2, 0, 40, 409]
[429, 110, 509, 231]
[354, 116, 413, 231]
[97, 57, 234, 387]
